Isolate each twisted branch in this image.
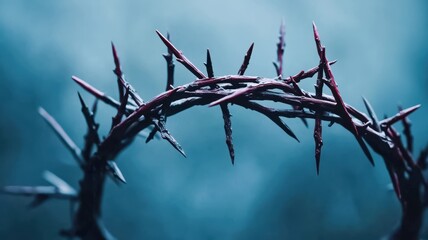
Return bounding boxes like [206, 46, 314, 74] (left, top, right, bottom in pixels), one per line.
[2, 22, 427, 240]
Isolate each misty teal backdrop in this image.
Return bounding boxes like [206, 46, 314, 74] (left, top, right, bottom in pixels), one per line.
[0, 0, 427, 239]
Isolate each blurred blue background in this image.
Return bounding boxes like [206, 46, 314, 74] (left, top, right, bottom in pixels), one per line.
[0, 0, 427, 239]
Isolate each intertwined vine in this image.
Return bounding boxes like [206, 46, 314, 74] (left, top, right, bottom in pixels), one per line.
[2, 22, 427, 240]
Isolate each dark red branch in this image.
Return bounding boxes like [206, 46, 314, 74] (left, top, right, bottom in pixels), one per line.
[312, 22, 374, 166]
[3, 22, 426, 240]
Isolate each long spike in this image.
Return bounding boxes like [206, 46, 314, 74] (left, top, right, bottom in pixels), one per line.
[313, 25, 371, 166]
[237, 43, 254, 75]
[145, 127, 158, 143]
[380, 105, 421, 130]
[72, 76, 130, 111]
[107, 161, 126, 184]
[269, 115, 299, 142]
[2, 186, 56, 196]
[204, 49, 214, 78]
[273, 19, 286, 76]
[314, 54, 325, 174]
[314, 118, 323, 174]
[153, 120, 186, 157]
[110, 44, 144, 106]
[111, 42, 124, 101]
[322, 49, 359, 137]
[209, 87, 249, 107]
[357, 137, 374, 166]
[38, 107, 83, 167]
[156, 30, 206, 79]
[1, 184, 77, 200]
[163, 33, 175, 90]
[398, 105, 413, 153]
[43, 171, 76, 195]
[312, 22, 323, 57]
[220, 104, 235, 164]
[91, 99, 99, 116]
[362, 96, 380, 131]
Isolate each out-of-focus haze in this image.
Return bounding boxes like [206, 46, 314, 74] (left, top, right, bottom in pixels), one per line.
[0, 1, 427, 239]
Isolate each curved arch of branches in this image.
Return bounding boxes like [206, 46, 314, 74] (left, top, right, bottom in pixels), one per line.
[2, 22, 427, 240]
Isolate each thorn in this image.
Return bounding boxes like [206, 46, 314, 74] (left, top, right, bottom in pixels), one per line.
[270, 115, 299, 142]
[398, 105, 413, 153]
[72, 76, 127, 111]
[209, 84, 260, 107]
[111, 42, 125, 102]
[320, 47, 360, 138]
[156, 30, 206, 79]
[380, 104, 421, 130]
[356, 137, 375, 166]
[107, 161, 127, 184]
[163, 33, 175, 91]
[145, 126, 158, 143]
[312, 21, 323, 57]
[111, 42, 122, 76]
[91, 99, 99, 116]
[362, 96, 380, 131]
[204, 49, 214, 78]
[220, 104, 235, 164]
[238, 43, 254, 75]
[314, 117, 323, 175]
[73, 76, 104, 99]
[300, 116, 309, 128]
[166, 32, 172, 55]
[77, 92, 85, 106]
[43, 171, 76, 195]
[152, 120, 187, 157]
[38, 107, 83, 167]
[289, 76, 304, 96]
[111, 87, 130, 129]
[274, 19, 286, 76]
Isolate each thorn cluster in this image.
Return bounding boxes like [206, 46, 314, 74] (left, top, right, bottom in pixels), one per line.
[1, 22, 426, 240]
